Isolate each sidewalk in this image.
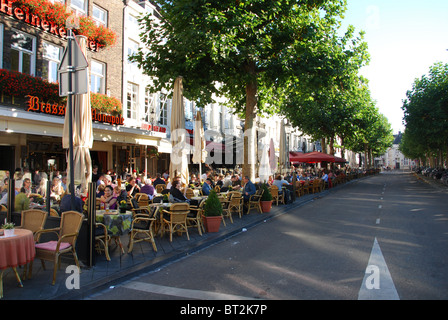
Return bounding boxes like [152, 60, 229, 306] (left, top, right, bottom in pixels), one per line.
[1, 187, 334, 300]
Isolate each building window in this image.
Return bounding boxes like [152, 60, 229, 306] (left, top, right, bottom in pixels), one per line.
[70, 0, 86, 15]
[159, 94, 168, 126]
[127, 82, 139, 120]
[90, 60, 105, 93]
[42, 42, 62, 83]
[145, 88, 159, 124]
[127, 39, 139, 65]
[11, 29, 36, 76]
[92, 5, 108, 27]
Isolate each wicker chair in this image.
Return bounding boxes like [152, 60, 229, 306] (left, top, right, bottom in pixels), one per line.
[30, 210, 84, 285]
[295, 181, 303, 198]
[135, 193, 150, 207]
[185, 188, 195, 199]
[49, 208, 59, 217]
[311, 179, 321, 193]
[155, 184, 166, 193]
[218, 196, 230, 225]
[302, 181, 310, 194]
[161, 203, 190, 242]
[227, 192, 243, 219]
[246, 188, 264, 214]
[187, 200, 205, 236]
[17, 209, 48, 242]
[95, 222, 111, 261]
[128, 207, 157, 253]
[269, 185, 284, 205]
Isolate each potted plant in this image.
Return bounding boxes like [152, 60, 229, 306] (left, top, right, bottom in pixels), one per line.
[260, 183, 273, 213]
[119, 200, 127, 213]
[202, 190, 223, 232]
[1, 220, 15, 237]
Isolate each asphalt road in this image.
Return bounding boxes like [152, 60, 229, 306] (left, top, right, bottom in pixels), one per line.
[86, 171, 448, 302]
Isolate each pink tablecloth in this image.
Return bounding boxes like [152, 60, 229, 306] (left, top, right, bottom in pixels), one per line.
[0, 229, 35, 270]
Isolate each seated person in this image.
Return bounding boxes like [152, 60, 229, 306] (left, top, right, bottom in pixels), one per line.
[114, 185, 128, 205]
[169, 179, 189, 203]
[14, 187, 30, 212]
[126, 177, 140, 198]
[273, 175, 291, 203]
[242, 176, 256, 202]
[59, 193, 84, 213]
[100, 185, 117, 209]
[202, 178, 213, 196]
[140, 178, 155, 199]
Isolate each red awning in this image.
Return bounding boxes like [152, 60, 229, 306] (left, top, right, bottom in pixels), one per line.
[290, 151, 336, 163]
[289, 151, 304, 163]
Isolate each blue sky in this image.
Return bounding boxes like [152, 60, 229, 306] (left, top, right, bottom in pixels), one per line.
[340, 0, 448, 134]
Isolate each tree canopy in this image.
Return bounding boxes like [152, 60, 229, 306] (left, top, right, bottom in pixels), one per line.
[132, 0, 350, 178]
[400, 62, 448, 166]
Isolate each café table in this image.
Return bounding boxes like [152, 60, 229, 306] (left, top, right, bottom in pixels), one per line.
[0, 228, 35, 299]
[96, 210, 133, 254]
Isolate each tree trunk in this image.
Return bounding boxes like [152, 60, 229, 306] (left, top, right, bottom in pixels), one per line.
[242, 61, 257, 181]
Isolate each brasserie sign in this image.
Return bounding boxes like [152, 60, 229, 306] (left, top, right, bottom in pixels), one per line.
[26, 95, 125, 126]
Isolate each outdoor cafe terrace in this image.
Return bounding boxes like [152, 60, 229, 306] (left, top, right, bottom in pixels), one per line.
[0, 167, 380, 299]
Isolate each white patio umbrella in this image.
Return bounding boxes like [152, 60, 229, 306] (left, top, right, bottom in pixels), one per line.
[258, 144, 271, 183]
[192, 110, 207, 182]
[62, 35, 93, 194]
[169, 76, 189, 186]
[279, 119, 289, 173]
[269, 138, 277, 175]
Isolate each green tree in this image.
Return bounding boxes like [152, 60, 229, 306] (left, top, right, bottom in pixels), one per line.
[132, 0, 347, 179]
[279, 24, 370, 155]
[401, 62, 448, 166]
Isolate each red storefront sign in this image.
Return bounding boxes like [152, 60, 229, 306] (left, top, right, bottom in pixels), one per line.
[26, 95, 124, 126]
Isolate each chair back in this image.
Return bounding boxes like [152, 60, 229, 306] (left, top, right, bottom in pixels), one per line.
[49, 208, 59, 217]
[229, 193, 242, 205]
[59, 211, 84, 246]
[135, 193, 149, 207]
[170, 202, 190, 213]
[185, 188, 194, 199]
[214, 185, 220, 192]
[269, 185, 279, 197]
[20, 209, 48, 235]
[155, 184, 166, 193]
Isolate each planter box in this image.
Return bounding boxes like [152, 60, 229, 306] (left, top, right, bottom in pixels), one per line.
[202, 215, 222, 233]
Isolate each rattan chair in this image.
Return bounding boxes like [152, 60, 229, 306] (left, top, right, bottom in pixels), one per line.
[311, 179, 321, 193]
[226, 192, 243, 219]
[155, 184, 166, 193]
[128, 207, 157, 253]
[17, 209, 48, 242]
[30, 210, 84, 285]
[218, 196, 230, 225]
[269, 185, 284, 205]
[302, 181, 310, 194]
[161, 203, 190, 242]
[185, 188, 195, 199]
[135, 193, 150, 207]
[295, 181, 304, 197]
[187, 200, 205, 236]
[95, 222, 111, 261]
[49, 208, 59, 217]
[246, 188, 264, 214]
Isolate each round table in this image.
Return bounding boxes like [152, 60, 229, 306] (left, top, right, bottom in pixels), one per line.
[0, 229, 35, 299]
